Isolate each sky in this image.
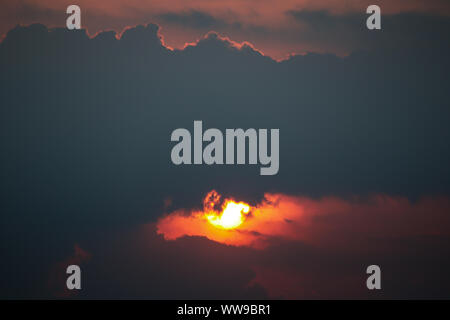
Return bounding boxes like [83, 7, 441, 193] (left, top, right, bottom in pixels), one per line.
[1, 1, 450, 299]
[1, 0, 450, 59]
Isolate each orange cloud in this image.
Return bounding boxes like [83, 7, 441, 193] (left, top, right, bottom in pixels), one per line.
[157, 191, 450, 249]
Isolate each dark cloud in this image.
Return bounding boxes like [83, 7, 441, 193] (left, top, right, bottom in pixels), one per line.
[286, 10, 450, 54]
[155, 9, 270, 37]
[12, 212, 450, 299]
[0, 21, 449, 298]
[157, 10, 230, 30]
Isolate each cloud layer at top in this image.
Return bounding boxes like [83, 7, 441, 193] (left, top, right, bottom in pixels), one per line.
[1, 0, 450, 59]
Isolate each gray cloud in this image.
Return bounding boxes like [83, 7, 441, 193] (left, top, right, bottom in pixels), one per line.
[286, 10, 450, 54]
[157, 10, 230, 30]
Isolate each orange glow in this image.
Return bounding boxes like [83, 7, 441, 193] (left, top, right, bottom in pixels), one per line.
[156, 190, 450, 249]
[157, 190, 264, 247]
[156, 189, 308, 248]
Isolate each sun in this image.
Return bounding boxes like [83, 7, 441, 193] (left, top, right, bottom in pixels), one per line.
[206, 200, 250, 229]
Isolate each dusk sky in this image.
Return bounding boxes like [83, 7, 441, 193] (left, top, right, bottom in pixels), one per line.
[2, 0, 450, 59]
[1, 1, 450, 299]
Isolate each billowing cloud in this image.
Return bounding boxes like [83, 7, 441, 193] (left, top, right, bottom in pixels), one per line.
[157, 191, 450, 249]
[2, 1, 450, 59]
[157, 10, 230, 30]
[153, 191, 450, 298]
[65, 192, 450, 299]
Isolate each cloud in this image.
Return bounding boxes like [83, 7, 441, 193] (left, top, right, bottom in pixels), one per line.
[285, 10, 450, 54]
[1, 23, 449, 213]
[157, 10, 230, 30]
[39, 194, 450, 299]
[2, 1, 450, 59]
[157, 191, 450, 249]
[177, 31, 267, 59]
[153, 191, 450, 298]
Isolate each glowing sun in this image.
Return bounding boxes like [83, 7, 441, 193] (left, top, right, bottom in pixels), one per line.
[206, 200, 250, 229]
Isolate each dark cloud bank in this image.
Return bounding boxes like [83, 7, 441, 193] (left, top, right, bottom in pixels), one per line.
[156, 9, 450, 55]
[0, 17, 450, 298]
